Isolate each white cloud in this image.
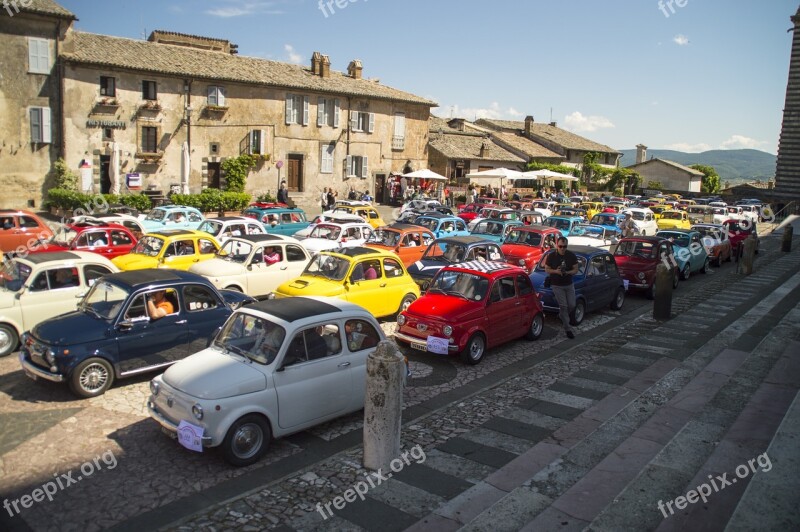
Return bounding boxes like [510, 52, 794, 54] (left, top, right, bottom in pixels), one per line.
[562, 111, 615, 133]
[663, 142, 713, 153]
[719, 135, 767, 150]
[284, 44, 302, 64]
[673, 34, 689, 46]
[445, 102, 524, 121]
[206, 1, 283, 18]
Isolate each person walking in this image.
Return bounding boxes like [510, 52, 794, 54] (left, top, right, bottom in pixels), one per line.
[321, 187, 329, 213]
[544, 236, 580, 339]
[326, 188, 336, 210]
[277, 180, 289, 205]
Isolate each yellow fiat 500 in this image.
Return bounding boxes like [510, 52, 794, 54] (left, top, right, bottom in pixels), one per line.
[112, 229, 220, 271]
[656, 210, 692, 230]
[331, 204, 386, 229]
[270, 247, 419, 318]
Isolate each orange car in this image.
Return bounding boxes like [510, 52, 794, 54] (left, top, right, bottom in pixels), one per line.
[0, 210, 54, 253]
[365, 223, 435, 267]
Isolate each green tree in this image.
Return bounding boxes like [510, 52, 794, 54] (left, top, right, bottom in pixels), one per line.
[53, 158, 79, 190]
[220, 154, 256, 193]
[690, 164, 721, 194]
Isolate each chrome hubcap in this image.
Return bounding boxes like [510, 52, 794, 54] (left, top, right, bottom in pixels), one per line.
[0, 330, 11, 352]
[80, 364, 108, 391]
[232, 424, 263, 459]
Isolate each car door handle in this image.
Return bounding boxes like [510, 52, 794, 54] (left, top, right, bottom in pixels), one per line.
[176, 319, 187, 324]
[380, 283, 387, 287]
[280, 266, 287, 270]
[338, 361, 351, 367]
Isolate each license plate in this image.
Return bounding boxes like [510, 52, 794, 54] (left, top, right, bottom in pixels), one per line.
[410, 342, 427, 352]
[177, 420, 204, 452]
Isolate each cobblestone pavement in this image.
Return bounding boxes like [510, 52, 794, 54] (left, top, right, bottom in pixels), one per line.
[0, 231, 786, 532]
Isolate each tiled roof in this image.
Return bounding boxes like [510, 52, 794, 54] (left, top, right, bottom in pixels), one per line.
[61, 32, 437, 106]
[626, 158, 705, 176]
[489, 131, 564, 160]
[476, 118, 619, 154]
[429, 133, 525, 163]
[429, 116, 483, 136]
[17, 0, 75, 19]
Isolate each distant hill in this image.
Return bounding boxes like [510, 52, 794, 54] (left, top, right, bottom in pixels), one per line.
[619, 149, 776, 183]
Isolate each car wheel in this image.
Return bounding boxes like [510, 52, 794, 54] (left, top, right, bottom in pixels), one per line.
[700, 257, 709, 274]
[681, 265, 690, 281]
[225, 285, 243, 292]
[673, 270, 680, 289]
[525, 313, 544, 340]
[221, 414, 271, 467]
[397, 294, 416, 319]
[572, 299, 586, 325]
[610, 288, 625, 310]
[69, 358, 114, 398]
[0, 324, 19, 357]
[460, 333, 486, 365]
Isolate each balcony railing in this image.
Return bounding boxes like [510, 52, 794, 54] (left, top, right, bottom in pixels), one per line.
[392, 136, 405, 150]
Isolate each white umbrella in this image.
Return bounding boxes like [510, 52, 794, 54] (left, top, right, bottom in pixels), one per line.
[109, 143, 120, 194]
[521, 169, 578, 181]
[466, 167, 524, 192]
[181, 142, 190, 194]
[402, 169, 447, 181]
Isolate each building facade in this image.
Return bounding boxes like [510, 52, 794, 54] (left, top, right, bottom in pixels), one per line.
[774, 5, 800, 200]
[625, 158, 703, 193]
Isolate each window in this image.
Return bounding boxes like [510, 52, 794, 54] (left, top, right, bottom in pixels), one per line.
[393, 112, 405, 150]
[207, 86, 226, 106]
[28, 38, 50, 74]
[517, 274, 533, 296]
[344, 319, 380, 352]
[110, 230, 132, 246]
[83, 264, 114, 287]
[198, 239, 217, 254]
[321, 143, 335, 174]
[29, 107, 52, 143]
[102, 128, 114, 142]
[350, 111, 375, 133]
[589, 256, 606, 276]
[19, 216, 42, 229]
[384, 257, 404, 278]
[141, 126, 158, 153]
[317, 97, 340, 127]
[164, 240, 195, 257]
[604, 255, 619, 277]
[183, 285, 220, 312]
[285, 94, 309, 125]
[286, 245, 306, 262]
[284, 325, 335, 365]
[249, 130, 265, 155]
[142, 80, 157, 100]
[346, 155, 368, 178]
[100, 76, 116, 97]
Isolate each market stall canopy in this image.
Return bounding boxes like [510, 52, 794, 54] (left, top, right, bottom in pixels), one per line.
[402, 169, 448, 181]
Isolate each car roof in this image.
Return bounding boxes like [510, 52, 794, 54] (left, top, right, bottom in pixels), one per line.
[434, 236, 494, 244]
[325, 246, 383, 258]
[150, 229, 197, 237]
[246, 296, 350, 323]
[18, 251, 84, 264]
[103, 269, 203, 289]
[385, 223, 430, 232]
[228, 234, 287, 243]
[509, 224, 558, 232]
[445, 261, 520, 277]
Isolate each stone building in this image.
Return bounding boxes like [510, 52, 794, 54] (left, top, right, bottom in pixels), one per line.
[774, 5, 800, 201]
[625, 157, 704, 193]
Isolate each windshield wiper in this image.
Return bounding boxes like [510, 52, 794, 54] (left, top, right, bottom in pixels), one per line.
[81, 303, 103, 319]
[427, 287, 445, 295]
[445, 290, 469, 300]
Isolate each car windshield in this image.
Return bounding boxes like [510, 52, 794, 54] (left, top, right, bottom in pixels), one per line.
[303, 254, 350, 280]
[663, 212, 683, 220]
[51, 226, 78, 245]
[80, 280, 129, 320]
[0, 260, 32, 291]
[545, 218, 571, 230]
[724, 221, 751, 233]
[197, 220, 223, 236]
[422, 241, 466, 263]
[369, 229, 401, 247]
[217, 239, 253, 263]
[309, 224, 342, 240]
[660, 232, 690, 247]
[696, 228, 724, 242]
[726, 207, 740, 213]
[712, 207, 726, 215]
[572, 224, 607, 239]
[473, 221, 504, 236]
[504, 229, 542, 246]
[428, 270, 489, 301]
[144, 209, 167, 221]
[414, 217, 439, 231]
[591, 214, 618, 226]
[214, 312, 286, 365]
[132, 235, 165, 256]
[614, 240, 656, 259]
[628, 211, 645, 221]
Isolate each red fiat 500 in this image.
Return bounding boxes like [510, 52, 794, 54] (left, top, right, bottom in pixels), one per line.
[29, 221, 138, 260]
[501, 225, 562, 273]
[395, 261, 544, 365]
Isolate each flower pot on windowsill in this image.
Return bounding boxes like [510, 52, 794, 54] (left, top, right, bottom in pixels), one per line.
[205, 105, 229, 113]
[138, 101, 162, 113]
[135, 151, 163, 163]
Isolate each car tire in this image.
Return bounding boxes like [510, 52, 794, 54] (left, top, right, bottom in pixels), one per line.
[681, 265, 690, 281]
[69, 358, 114, 398]
[221, 414, 271, 467]
[700, 257, 709, 274]
[397, 294, 416, 319]
[460, 333, 486, 365]
[525, 313, 544, 340]
[0, 324, 19, 357]
[572, 299, 586, 325]
[673, 270, 680, 289]
[610, 288, 625, 310]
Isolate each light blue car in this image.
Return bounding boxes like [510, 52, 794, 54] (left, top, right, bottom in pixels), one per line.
[470, 219, 523, 243]
[543, 216, 584, 238]
[413, 213, 471, 238]
[140, 205, 205, 233]
[655, 229, 710, 280]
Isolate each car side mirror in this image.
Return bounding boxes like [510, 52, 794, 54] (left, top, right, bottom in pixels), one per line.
[117, 320, 134, 331]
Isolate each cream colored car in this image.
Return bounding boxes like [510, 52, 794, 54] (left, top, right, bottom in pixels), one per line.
[189, 234, 311, 298]
[0, 251, 118, 356]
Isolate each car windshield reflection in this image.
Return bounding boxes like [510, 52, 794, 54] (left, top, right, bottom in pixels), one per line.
[218, 239, 253, 263]
[614, 241, 656, 259]
[504, 230, 542, 246]
[0, 260, 32, 292]
[214, 312, 286, 365]
[198, 220, 223, 236]
[309, 224, 341, 240]
[51, 227, 78, 246]
[303, 254, 350, 280]
[132, 235, 164, 257]
[421, 241, 466, 263]
[81, 281, 129, 320]
[370, 229, 400, 247]
[428, 270, 488, 301]
[144, 209, 167, 221]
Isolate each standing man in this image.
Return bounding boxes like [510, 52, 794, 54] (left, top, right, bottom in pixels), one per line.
[321, 187, 328, 213]
[620, 212, 636, 238]
[544, 236, 580, 339]
[277, 180, 289, 205]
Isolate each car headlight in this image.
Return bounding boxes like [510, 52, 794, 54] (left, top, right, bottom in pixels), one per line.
[518, 259, 525, 266]
[192, 404, 204, 420]
[637, 272, 645, 280]
[266, 292, 276, 300]
[443, 325, 453, 337]
[150, 380, 159, 396]
[45, 349, 56, 365]
[397, 314, 406, 326]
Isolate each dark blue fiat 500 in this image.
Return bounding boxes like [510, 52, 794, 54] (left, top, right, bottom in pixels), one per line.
[19, 269, 253, 397]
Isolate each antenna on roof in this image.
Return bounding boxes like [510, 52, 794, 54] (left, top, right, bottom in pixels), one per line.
[550, 107, 553, 123]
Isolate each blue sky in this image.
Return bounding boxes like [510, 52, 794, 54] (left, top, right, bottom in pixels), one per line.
[58, 0, 797, 156]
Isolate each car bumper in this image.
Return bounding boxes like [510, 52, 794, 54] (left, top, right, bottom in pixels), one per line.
[394, 331, 460, 352]
[147, 399, 213, 446]
[19, 352, 65, 382]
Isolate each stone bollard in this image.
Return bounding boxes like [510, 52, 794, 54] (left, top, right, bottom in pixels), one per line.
[653, 263, 673, 320]
[782, 225, 793, 252]
[741, 234, 756, 275]
[363, 340, 404, 472]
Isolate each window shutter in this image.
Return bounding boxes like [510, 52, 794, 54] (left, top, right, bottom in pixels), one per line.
[302, 96, 309, 126]
[346, 155, 353, 177]
[361, 156, 368, 178]
[28, 38, 39, 72]
[258, 129, 265, 155]
[321, 145, 327, 172]
[317, 97, 325, 127]
[333, 99, 340, 128]
[368, 113, 375, 133]
[285, 94, 294, 125]
[350, 111, 359, 131]
[41, 107, 52, 143]
[30, 108, 41, 142]
[218, 87, 226, 106]
[208, 86, 217, 106]
[394, 113, 405, 138]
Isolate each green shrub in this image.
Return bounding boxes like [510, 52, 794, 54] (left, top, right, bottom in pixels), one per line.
[220, 154, 256, 193]
[170, 189, 252, 213]
[53, 158, 79, 190]
[256, 192, 277, 203]
[102, 193, 152, 211]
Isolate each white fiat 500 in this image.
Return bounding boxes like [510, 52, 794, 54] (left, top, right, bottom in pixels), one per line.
[147, 296, 388, 466]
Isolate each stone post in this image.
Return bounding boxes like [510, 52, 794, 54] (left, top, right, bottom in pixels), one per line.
[782, 225, 793, 252]
[363, 340, 404, 471]
[653, 263, 673, 320]
[741, 234, 756, 275]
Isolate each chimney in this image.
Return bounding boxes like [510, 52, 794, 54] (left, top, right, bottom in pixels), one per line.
[479, 139, 489, 157]
[524, 115, 534, 136]
[320, 55, 331, 78]
[549, 121, 557, 127]
[347, 59, 363, 79]
[448, 118, 465, 131]
[311, 52, 321, 75]
[636, 144, 648, 164]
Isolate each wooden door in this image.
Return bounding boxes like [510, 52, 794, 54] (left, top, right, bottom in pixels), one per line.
[208, 162, 221, 189]
[287, 154, 303, 192]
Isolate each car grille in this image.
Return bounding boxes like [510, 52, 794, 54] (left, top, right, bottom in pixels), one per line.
[24, 336, 50, 369]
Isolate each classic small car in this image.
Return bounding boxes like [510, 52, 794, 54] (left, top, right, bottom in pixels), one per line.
[331, 204, 386, 228]
[0, 251, 118, 356]
[196, 217, 266, 241]
[365, 223, 436, 267]
[686, 205, 715, 225]
[189, 234, 311, 297]
[531, 200, 557, 218]
[580, 202, 605, 219]
[656, 229, 710, 279]
[622, 208, 659, 236]
[552, 207, 588, 221]
[567, 224, 620, 249]
[271, 247, 419, 319]
[30, 221, 138, 260]
[457, 202, 495, 223]
[0, 209, 53, 254]
[722, 219, 760, 256]
[656, 210, 692, 230]
[242, 203, 310, 237]
[467, 208, 519, 231]
[112, 229, 220, 271]
[293, 212, 364, 240]
[470, 218, 523, 243]
[613, 236, 680, 299]
[140, 206, 205, 233]
[147, 297, 386, 466]
[406, 236, 505, 291]
[395, 262, 544, 365]
[414, 213, 471, 238]
[649, 205, 670, 219]
[590, 212, 626, 234]
[501, 225, 561, 273]
[543, 216, 584, 237]
[299, 221, 374, 253]
[18, 269, 253, 397]
[691, 223, 733, 266]
[530, 247, 626, 324]
[710, 206, 730, 225]
[67, 214, 147, 239]
[401, 199, 445, 214]
[518, 210, 546, 226]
